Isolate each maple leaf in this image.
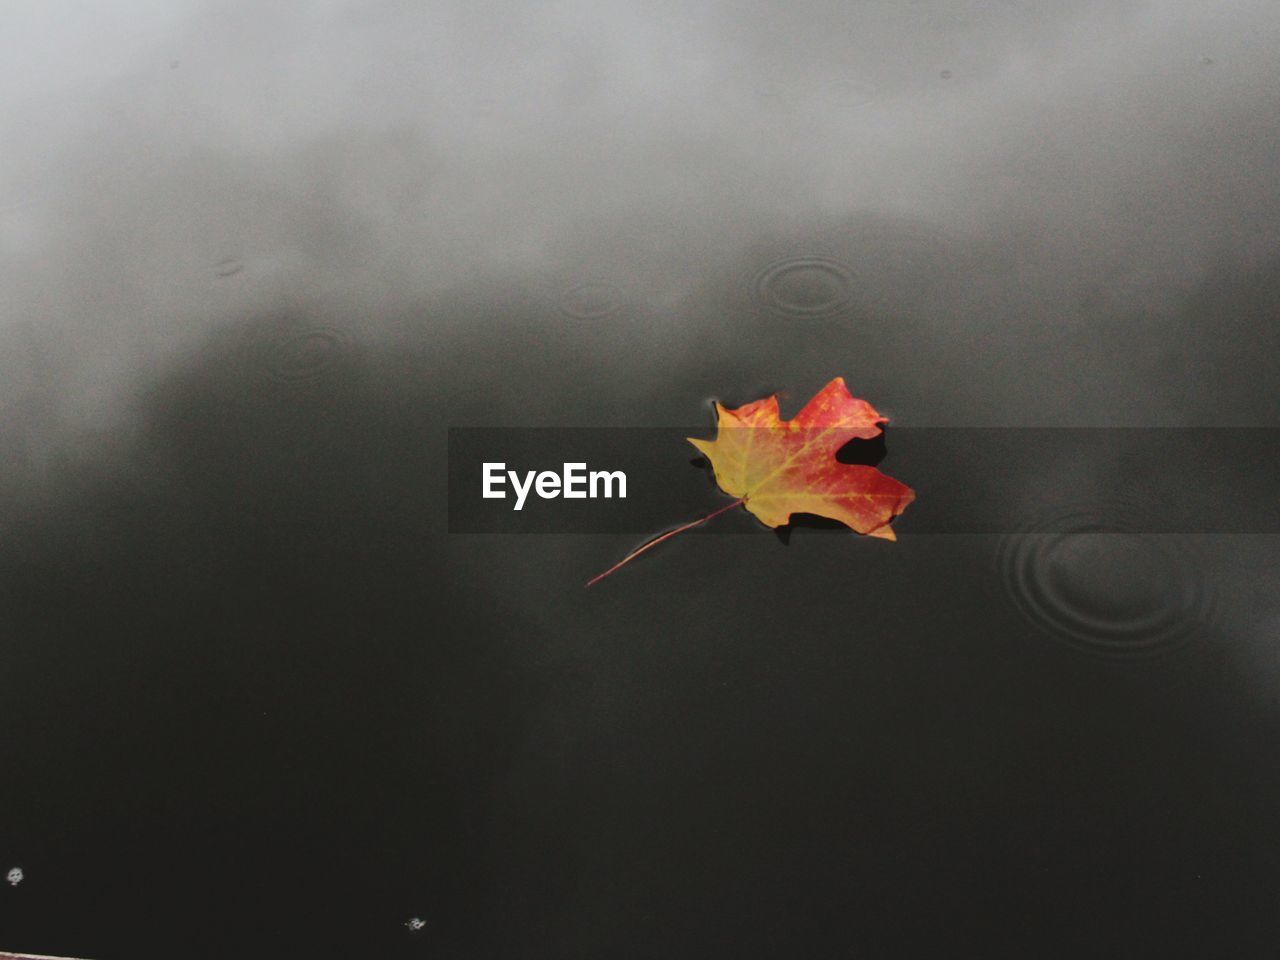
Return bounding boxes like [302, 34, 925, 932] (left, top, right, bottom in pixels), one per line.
[587, 378, 914, 586]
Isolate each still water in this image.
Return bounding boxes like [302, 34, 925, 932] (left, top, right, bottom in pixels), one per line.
[2, 1, 1279, 957]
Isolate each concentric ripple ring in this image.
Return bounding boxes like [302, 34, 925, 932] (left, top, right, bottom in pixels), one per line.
[998, 510, 1216, 659]
[752, 255, 854, 319]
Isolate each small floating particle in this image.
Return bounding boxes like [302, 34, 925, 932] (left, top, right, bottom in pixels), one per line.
[6, 866, 23, 886]
[406, 917, 426, 932]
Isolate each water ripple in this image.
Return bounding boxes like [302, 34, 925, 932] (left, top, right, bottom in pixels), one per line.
[752, 255, 854, 320]
[997, 509, 1217, 660]
[558, 282, 624, 321]
[241, 320, 352, 385]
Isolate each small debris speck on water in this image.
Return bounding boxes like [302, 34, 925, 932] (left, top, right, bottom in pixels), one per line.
[6, 867, 23, 886]
[406, 917, 426, 932]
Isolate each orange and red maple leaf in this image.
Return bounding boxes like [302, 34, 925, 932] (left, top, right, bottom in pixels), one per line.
[688, 376, 914, 540]
[587, 378, 915, 586]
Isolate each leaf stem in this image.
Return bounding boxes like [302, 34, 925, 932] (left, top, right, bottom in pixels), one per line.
[585, 497, 747, 588]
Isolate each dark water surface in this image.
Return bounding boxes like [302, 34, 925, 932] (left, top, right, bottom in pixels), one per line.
[2, 2, 1280, 958]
